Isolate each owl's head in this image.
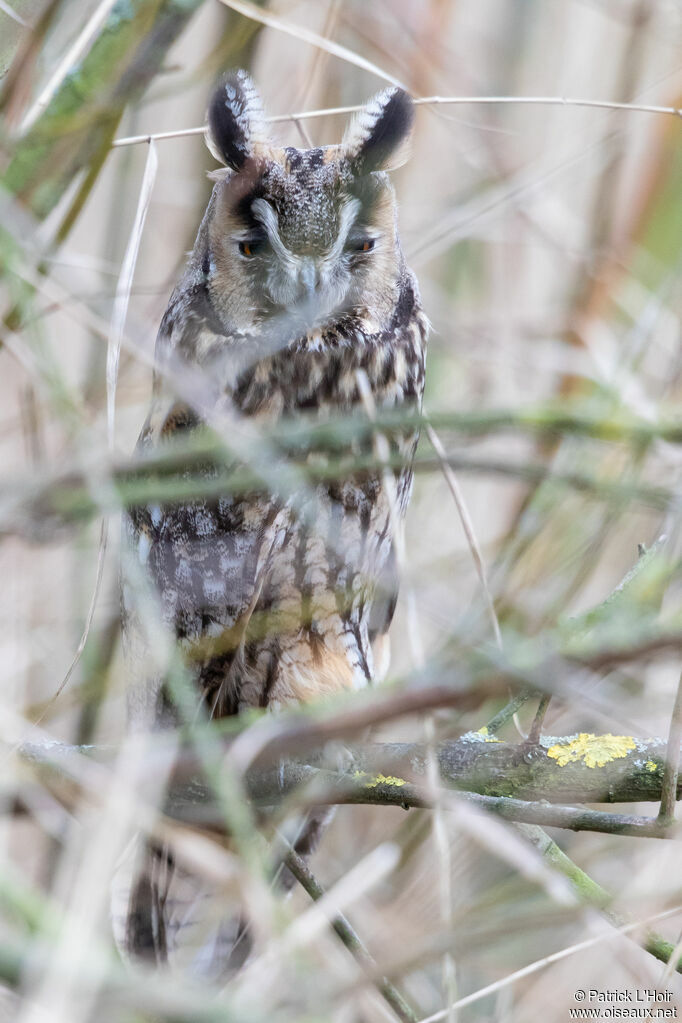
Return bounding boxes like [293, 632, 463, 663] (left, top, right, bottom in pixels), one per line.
[203, 70, 414, 335]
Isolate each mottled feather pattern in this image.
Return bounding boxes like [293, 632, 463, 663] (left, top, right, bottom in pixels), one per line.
[342, 85, 414, 172]
[117, 71, 427, 976]
[206, 69, 269, 169]
[125, 283, 426, 718]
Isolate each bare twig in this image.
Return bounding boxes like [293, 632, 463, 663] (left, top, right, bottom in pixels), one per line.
[217, 0, 401, 86]
[284, 848, 419, 1023]
[483, 690, 534, 736]
[19, 0, 118, 132]
[111, 94, 682, 148]
[416, 904, 682, 1021]
[526, 694, 551, 745]
[658, 671, 682, 823]
[426, 424, 502, 649]
[424, 422, 501, 1004]
[31, 139, 158, 723]
[224, 770, 682, 839]
[33, 519, 108, 724]
[0, 0, 27, 26]
[107, 139, 157, 449]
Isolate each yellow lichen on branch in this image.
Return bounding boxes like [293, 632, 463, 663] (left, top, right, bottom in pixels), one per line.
[353, 770, 407, 788]
[473, 727, 503, 742]
[547, 733, 637, 769]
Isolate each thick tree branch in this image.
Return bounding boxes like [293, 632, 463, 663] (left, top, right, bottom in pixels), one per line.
[248, 733, 682, 804]
[16, 732, 682, 839]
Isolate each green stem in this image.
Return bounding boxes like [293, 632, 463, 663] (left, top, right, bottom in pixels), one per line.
[518, 824, 682, 973]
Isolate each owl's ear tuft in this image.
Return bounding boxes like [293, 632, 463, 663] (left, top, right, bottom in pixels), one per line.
[206, 70, 269, 170]
[343, 87, 414, 174]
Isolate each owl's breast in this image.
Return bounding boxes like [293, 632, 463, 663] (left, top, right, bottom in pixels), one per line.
[125, 272, 427, 721]
[232, 276, 427, 419]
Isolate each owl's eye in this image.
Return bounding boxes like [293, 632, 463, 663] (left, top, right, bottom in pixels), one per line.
[346, 237, 376, 255]
[238, 237, 266, 257]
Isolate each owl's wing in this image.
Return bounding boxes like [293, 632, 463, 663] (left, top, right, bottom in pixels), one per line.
[112, 836, 252, 981]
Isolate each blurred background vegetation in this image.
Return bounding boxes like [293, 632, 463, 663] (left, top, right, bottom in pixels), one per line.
[1, 0, 682, 1020]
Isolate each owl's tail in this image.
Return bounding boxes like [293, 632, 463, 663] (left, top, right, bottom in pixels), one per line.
[112, 810, 333, 980]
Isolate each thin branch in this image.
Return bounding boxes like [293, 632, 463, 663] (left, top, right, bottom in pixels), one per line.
[244, 770, 681, 839]
[217, 0, 401, 86]
[292, 116, 314, 148]
[483, 690, 533, 736]
[284, 848, 419, 1023]
[32, 519, 108, 725]
[19, 0, 118, 132]
[424, 422, 500, 1006]
[427, 420, 526, 753]
[416, 94, 682, 118]
[31, 139, 158, 722]
[0, 0, 27, 26]
[426, 424, 502, 649]
[112, 124, 207, 147]
[658, 671, 682, 823]
[107, 139, 157, 448]
[416, 904, 682, 1021]
[572, 633, 682, 670]
[112, 94, 682, 148]
[527, 694, 551, 745]
[518, 824, 682, 974]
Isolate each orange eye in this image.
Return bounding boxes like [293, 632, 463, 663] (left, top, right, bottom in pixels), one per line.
[352, 238, 375, 253]
[239, 238, 265, 257]
[345, 237, 375, 255]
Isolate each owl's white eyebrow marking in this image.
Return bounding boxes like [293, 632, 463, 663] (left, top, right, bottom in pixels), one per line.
[248, 196, 362, 263]
[249, 197, 292, 262]
[324, 197, 361, 264]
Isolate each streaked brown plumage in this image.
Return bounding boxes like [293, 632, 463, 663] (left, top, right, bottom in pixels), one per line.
[116, 70, 427, 976]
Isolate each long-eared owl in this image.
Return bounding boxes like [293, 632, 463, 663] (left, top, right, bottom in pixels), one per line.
[117, 70, 427, 974]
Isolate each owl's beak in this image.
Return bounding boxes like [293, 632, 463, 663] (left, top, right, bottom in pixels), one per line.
[298, 258, 320, 301]
[287, 255, 344, 327]
[294, 258, 326, 324]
